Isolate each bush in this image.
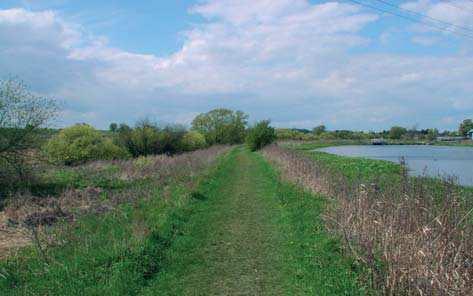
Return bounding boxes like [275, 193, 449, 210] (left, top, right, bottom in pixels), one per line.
[246, 120, 276, 151]
[116, 121, 186, 157]
[44, 124, 130, 165]
[181, 131, 207, 151]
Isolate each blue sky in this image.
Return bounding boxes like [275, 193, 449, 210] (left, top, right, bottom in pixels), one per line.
[0, 0, 472, 130]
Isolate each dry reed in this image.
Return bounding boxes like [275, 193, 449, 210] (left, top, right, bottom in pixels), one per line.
[263, 144, 473, 295]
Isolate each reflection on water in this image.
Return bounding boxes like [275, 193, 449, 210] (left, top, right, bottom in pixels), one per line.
[315, 145, 473, 186]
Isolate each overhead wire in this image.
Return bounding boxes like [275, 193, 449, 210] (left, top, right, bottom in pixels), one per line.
[345, 0, 473, 39]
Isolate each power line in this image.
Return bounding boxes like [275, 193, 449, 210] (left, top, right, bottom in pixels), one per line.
[372, 0, 473, 34]
[345, 0, 473, 39]
[442, 0, 473, 15]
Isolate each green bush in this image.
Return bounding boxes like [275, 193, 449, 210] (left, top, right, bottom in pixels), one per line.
[246, 120, 276, 151]
[44, 124, 130, 165]
[181, 131, 207, 151]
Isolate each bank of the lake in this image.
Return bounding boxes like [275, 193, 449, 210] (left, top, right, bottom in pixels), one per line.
[317, 145, 473, 187]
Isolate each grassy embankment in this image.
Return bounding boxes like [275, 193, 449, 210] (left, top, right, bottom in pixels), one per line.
[1, 147, 369, 295]
[267, 141, 473, 294]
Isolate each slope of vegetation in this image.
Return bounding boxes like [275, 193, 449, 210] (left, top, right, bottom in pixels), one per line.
[264, 144, 473, 295]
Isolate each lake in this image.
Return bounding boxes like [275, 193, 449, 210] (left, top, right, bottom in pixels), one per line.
[315, 145, 473, 186]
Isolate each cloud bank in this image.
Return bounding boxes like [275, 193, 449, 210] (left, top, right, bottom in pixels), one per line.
[0, 0, 472, 130]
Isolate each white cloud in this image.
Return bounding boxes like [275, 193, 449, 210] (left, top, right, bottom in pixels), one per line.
[0, 1, 472, 130]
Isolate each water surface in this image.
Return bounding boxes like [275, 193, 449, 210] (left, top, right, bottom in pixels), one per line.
[315, 145, 473, 186]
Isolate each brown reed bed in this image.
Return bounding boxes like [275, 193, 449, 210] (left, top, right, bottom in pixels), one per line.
[262, 144, 473, 295]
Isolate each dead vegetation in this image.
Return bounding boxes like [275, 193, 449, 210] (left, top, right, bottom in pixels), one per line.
[0, 146, 230, 258]
[263, 145, 473, 295]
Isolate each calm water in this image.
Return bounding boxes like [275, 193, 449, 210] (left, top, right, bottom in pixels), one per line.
[315, 145, 473, 186]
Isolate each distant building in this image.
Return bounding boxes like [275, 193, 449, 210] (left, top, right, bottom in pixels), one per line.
[468, 129, 473, 140]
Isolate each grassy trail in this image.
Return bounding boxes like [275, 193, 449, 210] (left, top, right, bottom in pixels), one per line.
[144, 148, 366, 295]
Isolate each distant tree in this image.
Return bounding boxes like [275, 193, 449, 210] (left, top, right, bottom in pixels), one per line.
[246, 120, 276, 151]
[109, 123, 118, 133]
[128, 119, 160, 157]
[118, 123, 132, 133]
[191, 108, 248, 145]
[389, 126, 407, 140]
[426, 128, 439, 141]
[459, 119, 473, 137]
[312, 125, 326, 136]
[155, 125, 186, 155]
[0, 78, 58, 180]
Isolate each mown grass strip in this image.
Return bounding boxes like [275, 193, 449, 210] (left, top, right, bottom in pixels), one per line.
[143, 148, 368, 295]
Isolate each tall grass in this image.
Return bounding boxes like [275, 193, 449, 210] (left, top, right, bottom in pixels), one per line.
[0, 146, 230, 263]
[263, 145, 473, 295]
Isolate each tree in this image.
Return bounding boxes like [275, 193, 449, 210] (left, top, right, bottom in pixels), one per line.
[0, 78, 58, 179]
[389, 126, 407, 140]
[191, 109, 248, 145]
[426, 128, 439, 142]
[246, 120, 276, 151]
[44, 124, 129, 165]
[312, 125, 326, 136]
[459, 119, 473, 137]
[128, 119, 160, 157]
[109, 123, 118, 133]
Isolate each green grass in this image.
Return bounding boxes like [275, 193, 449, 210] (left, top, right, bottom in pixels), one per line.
[142, 148, 369, 295]
[306, 150, 401, 182]
[1, 147, 369, 295]
[287, 141, 473, 198]
[0, 155, 226, 295]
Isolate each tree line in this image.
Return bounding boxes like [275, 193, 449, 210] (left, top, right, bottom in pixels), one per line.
[277, 122, 473, 141]
[0, 78, 276, 192]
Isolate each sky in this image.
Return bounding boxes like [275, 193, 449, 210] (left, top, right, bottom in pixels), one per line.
[0, 0, 472, 131]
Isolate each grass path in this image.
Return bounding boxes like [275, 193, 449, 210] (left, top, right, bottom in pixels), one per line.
[144, 148, 367, 295]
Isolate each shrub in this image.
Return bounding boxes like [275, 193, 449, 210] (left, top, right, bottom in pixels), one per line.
[181, 131, 207, 151]
[44, 124, 130, 165]
[116, 121, 186, 157]
[246, 120, 276, 151]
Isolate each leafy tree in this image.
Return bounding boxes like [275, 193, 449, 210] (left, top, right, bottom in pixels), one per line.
[191, 109, 248, 145]
[459, 119, 473, 137]
[109, 123, 118, 133]
[312, 125, 326, 136]
[128, 120, 160, 157]
[155, 125, 186, 155]
[389, 126, 407, 140]
[181, 131, 207, 151]
[426, 128, 439, 141]
[0, 78, 58, 180]
[246, 120, 276, 151]
[44, 124, 129, 165]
